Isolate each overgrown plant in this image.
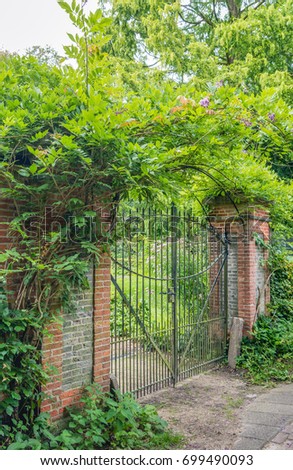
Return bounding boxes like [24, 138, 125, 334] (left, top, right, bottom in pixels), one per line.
[0, 285, 49, 447]
[5, 385, 181, 450]
[237, 253, 293, 383]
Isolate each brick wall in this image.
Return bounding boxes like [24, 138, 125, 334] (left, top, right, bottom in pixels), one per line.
[62, 266, 94, 392]
[93, 251, 111, 389]
[0, 194, 21, 310]
[0, 199, 15, 251]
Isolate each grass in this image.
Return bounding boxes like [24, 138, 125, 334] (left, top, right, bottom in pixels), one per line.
[151, 431, 186, 449]
[223, 396, 244, 419]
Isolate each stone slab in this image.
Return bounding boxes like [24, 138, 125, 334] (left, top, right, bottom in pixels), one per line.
[233, 437, 264, 450]
[240, 423, 279, 441]
[228, 317, 244, 369]
[243, 411, 290, 428]
[246, 402, 293, 416]
[283, 423, 293, 434]
[264, 442, 288, 450]
[263, 384, 293, 395]
[257, 393, 293, 406]
[272, 432, 289, 444]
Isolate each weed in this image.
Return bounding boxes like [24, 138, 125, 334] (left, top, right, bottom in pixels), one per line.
[223, 396, 244, 419]
[4, 385, 180, 450]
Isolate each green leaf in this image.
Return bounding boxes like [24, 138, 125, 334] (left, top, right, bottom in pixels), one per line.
[6, 405, 14, 416]
[31, 130, 48, 142]
[17, 168, 30, 177]
[29, 163, 38, 175]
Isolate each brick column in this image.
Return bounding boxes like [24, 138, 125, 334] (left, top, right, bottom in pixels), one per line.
[1, 188, 112, 421]
[0, 194, 21, 310]
[93, 251, 111, 390]
[93, 205, 112, 391]
[0, 197, 16, 405]
[207, 197, 270, 336]
[41, 203, 112, 421]
[41, 322, 64, 419]
[0, 199, 15, 252]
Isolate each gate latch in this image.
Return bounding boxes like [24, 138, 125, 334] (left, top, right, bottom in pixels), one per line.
[160, 289, 176, 303]
[167, 289, 176, 303]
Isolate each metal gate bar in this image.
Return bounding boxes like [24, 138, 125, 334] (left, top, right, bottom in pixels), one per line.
[110, 206, 228, 397]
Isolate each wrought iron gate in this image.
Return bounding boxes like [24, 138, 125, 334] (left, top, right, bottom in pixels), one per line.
[110, 206, 228, 397]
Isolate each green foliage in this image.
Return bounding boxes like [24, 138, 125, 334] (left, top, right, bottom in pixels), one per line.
[269, 255, 293, 320]
[102, 1, 292, 90]
[237, 316, 293, 383]
[4, 385, 180, 450]
[237, 255, 293, 383]
[100, 1, 293, 178]
[25, 46, 62, 67]
[0, 286, 49, 449]
[56, 385, 170, 450]
[3, 413, 56, 450]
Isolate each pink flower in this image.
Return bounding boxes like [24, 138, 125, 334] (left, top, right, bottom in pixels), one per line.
[199, 97, 210, 108]
[268, 113, 275, 122]
[216, 80, 224, 88]
[240, 118, 252, 127]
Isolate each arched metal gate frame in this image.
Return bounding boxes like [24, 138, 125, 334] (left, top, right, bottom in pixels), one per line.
[110, 205, 228, 397]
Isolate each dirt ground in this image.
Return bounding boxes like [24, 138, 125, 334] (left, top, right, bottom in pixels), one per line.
[139, 365, 268, 450]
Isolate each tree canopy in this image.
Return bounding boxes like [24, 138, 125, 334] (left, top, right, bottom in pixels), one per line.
[0, 0, 292, 300]
[0, 0, 292, 222]
[100, 0, 293, 91]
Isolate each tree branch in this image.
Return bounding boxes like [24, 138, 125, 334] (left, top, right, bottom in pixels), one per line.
[178, 11, 204, 26]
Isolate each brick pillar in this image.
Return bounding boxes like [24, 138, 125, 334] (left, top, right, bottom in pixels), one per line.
[0, 199, 15, 252]
[93, 205, 112, 391]
[41, 323, 64, 419]
[0, 195, 19, 308]
[41, 203, 112, 421]
[0, 196, 16, 405]
[207, 197, 270, 336]
[1, 188, 112, 421]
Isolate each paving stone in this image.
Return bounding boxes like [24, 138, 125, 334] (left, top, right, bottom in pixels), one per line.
[272, 432, 288, 444]
[247, 402, 293, 416]
[258, 394, 293, 406]
[283, 423, 293, 434]
[233, 437, 264, 450]
[264, 442, 285, 450]
[235, 385, 293, 450]
[240, 423, 279, 441]
[265, 384, 293, 395]
[243, 411, 290, 428]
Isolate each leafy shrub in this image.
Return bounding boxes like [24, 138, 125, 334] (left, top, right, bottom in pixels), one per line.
[57, 386, 171, 450]
[269, 257, 293, 320]
[5, 385, 180, 450]
[237, 315, 293, 383]
[4, 413, 56, 450]
[0, 287, 49, 449]
[237, 255, 293, 383]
